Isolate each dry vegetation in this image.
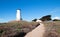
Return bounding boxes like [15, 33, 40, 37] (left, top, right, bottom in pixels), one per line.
[43, 21, 60, 37]
[0, 21, 39, 37]
[0, 21, 60, 37]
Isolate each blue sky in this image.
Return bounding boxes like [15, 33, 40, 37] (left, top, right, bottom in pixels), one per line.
[0, 0, 60, 22]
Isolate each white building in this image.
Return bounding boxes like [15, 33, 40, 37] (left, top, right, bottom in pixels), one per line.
[16, 9, 21, 21]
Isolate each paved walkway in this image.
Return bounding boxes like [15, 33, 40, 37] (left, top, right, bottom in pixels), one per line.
[25, 23, 46, 37]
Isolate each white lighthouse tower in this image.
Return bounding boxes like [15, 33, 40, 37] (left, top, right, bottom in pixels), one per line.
[16, 9, 21, 21]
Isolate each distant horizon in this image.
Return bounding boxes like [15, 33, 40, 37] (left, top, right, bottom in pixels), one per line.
[0, 0, 60, 22]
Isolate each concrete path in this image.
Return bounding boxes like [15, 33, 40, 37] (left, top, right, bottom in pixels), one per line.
[24, 23, 45, 37]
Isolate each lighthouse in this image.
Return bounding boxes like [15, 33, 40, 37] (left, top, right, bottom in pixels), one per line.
[16, 9, 22, 21]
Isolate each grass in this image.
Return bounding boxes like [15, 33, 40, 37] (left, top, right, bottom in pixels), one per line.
[0, 21, 39, 37]
[0, 21, 60, 37]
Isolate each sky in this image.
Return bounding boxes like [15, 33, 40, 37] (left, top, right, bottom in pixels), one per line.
[0, 0, 60, 22]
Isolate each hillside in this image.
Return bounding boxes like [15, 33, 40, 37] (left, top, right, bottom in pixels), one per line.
[0, 21, 60, 37]
[43, 21, 60, 37]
